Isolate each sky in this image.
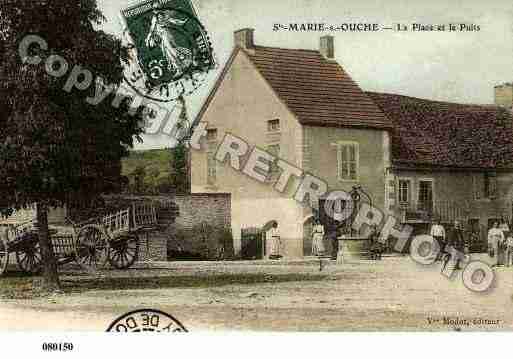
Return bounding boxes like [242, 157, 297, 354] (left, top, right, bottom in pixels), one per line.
[97, 0, 513, 149]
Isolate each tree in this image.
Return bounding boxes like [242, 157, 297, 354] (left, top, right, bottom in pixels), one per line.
[0, 0, 144, 291]
[170, 142, 189, 194]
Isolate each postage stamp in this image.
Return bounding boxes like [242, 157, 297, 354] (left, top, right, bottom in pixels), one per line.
[120, 0, 215, 102]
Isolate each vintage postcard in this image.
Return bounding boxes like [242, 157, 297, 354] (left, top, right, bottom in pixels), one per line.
[1, 0, 513, 349]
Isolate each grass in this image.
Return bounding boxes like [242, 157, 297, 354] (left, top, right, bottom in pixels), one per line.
[122, 148, 172, 178]
[0, 272, 327, 300]
[0, 273, 38, 299]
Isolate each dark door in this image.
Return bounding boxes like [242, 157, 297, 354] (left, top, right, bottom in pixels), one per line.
[240, 228, 263, 260]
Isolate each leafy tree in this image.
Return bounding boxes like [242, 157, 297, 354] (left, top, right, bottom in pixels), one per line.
[170, 142, 189, 194]
[0, 0, 144, 290]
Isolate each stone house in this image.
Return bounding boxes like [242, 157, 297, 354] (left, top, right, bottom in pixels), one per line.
[190, 28, 513, 257]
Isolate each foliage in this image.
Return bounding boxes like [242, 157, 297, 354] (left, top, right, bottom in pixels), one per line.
[122, 147, 188, 194]
[0, 0, 144, 289]
[0, 0, 144, 212]
[170, 142, 189, 194]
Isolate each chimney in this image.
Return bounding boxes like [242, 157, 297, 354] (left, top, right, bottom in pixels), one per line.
[320, 35, 335, 59]
[234, 28, 255, 50]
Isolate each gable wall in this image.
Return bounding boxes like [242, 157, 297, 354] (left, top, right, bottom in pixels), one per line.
[190, 50, 305, 256]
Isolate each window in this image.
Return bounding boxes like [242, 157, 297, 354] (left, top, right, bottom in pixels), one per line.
[418, 180, 433, 212]
[206, 128, 217, 141]
[398, 179, 411, 205]
[337, 143, 359, 181]
[266, 144, 280, 180]
[267, 119, 280, 132]
[473, 172, 497, 199]
[484, 172, 497, 199]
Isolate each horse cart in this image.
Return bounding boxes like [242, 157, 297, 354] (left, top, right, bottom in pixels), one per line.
[0, 202, 158, 276]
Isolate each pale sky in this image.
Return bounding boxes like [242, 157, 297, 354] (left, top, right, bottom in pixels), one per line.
[97, 0, 513, 149]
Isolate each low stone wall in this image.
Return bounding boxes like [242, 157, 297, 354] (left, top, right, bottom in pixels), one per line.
[104, 193, 232, 261]
[168, 193, 232, 259]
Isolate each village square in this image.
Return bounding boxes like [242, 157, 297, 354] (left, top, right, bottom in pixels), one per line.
[1, 0, 513, 333]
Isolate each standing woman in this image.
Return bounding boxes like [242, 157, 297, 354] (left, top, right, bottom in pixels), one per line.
[498, 216, 510, 265]
[430, 219, 446, 261]
[267, 221, 282, 260]
[311, 219, 326, 256]
[488, 222, 504, 267]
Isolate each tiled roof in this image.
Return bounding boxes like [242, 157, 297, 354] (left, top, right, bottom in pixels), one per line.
[366, 92, 513, 169]
[246, 46, 392, 129]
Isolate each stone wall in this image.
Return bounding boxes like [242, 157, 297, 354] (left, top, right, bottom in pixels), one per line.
[167, 193, 232, 259]
[172, 193, 231, 231]
[104, 193, 232, 261]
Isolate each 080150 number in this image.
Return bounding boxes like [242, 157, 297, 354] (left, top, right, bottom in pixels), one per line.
[42, 343, 74, 352]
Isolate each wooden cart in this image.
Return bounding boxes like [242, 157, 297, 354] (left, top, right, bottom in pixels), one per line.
[0, 201, 158, 275]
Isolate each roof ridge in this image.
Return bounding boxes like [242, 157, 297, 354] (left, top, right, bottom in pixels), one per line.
[366, 91, 498, 109]
[253, 45, 321, 53]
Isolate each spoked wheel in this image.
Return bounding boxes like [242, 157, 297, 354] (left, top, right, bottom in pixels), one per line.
[0, 233, 9, 276]
[15, 233, 42, 275]
[108, 234, 139, 269]
[75, 224, 108, 272]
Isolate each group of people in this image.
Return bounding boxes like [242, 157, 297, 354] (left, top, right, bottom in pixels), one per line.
[430, 216, 513, 268]
[430, 219, 467, 270]
[487, 219, 513, 267]
[265, 219, 342, 260]
[268, 216, 513, 266]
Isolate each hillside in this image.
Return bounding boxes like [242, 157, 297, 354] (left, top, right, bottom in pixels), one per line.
[122, 148, 172, 178]
[122, 149, 174, 193]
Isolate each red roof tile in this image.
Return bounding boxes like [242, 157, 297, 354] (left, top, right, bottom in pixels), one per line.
[246, 46, 392, 129]
[366, 92, 513, 169]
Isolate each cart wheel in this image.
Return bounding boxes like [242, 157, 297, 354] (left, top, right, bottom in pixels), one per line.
[75, 224, 108, 272]
[0, 233, 9, 275]
[108, 234, 139, 269]
[15, 234, 42, 275]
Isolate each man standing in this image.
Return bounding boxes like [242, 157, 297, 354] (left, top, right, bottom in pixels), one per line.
[430, 219, 446, 261]
[267, 221, 282, 260]
[488, 222, 504, 267]
[443, 220, 465, 271]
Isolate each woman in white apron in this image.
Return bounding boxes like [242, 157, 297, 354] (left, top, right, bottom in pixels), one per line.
[267, 221, 281, 259]
[311, 219, 326, 256]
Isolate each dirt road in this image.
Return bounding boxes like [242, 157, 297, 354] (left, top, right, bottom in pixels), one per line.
[0, 256, 512, 331]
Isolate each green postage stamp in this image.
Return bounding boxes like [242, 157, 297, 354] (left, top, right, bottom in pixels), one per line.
[120, 0, 215, 101]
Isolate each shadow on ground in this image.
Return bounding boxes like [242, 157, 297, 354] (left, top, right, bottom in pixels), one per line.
[0, 272, 328, 299]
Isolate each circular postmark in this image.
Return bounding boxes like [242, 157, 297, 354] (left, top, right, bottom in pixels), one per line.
[121, 1, 216, 102]
[106, 309, 188, 332]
